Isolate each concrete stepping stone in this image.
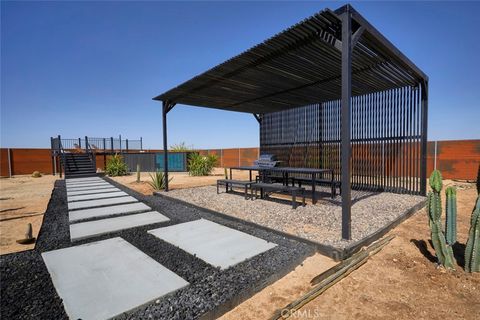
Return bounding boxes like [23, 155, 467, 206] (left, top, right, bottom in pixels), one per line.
[65, 185, 116, 192]
[67, 187, 120, 196]
[68, 196, 137, 211]
[66, 180, 105, 187]
[66, 177, 102, 183]
[149, 219, 277, 270]
[69, 202, 152, 223]
[70, 212, 169, 241]
[66, 181, 107, 187]
[67, 182, 111, 189]
[66, 178, 104, 185]
[41, 237, 189, 320]
[68, 191, 128, 202]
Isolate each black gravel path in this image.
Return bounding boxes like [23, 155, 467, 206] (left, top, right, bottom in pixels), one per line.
[0, 178, 315, 319]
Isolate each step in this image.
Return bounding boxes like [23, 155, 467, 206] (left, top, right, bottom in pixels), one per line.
[70, 212, 170, 241]
[69, 202, 152, 222]
[41, 237, 189, 320]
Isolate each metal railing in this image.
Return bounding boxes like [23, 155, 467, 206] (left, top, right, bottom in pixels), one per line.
[51, 135, 67, 178]
[84, 136, 97, 169]
[50, 136, 143, 153]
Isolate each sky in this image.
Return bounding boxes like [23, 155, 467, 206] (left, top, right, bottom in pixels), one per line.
[1, 1, 479, 149]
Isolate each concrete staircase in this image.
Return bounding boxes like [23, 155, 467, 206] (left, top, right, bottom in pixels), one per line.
[62, 153, 97, 178]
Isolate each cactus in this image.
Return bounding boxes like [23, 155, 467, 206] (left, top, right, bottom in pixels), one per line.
[224, 167, 228, 179]
[465, 196, 480, 273]
[429, 169, 443, 193]
[136, 163, 141, 183]
[445, 187, 457, 245]
[426, 171, 455, 269]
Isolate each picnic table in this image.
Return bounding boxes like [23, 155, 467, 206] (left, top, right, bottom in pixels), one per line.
[228, 166, 334, 204]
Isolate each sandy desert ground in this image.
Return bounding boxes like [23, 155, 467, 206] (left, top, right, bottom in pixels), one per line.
[0, 175, 56, 254]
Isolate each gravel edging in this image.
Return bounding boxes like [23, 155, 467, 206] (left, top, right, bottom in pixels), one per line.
[1, 177, 315, 320]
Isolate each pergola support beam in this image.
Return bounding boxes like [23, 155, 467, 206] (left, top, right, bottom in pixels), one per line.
[162, 101, 176, 192]
[340, 6, 352, 240]
[420, 80, 428, 196]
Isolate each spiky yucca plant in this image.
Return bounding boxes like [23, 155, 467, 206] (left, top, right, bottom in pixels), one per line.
[147, 171, 172, 191]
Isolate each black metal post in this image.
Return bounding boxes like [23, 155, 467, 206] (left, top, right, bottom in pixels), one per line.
[50, 137, 55, 175]
[119, 135, 122, 153]
[126, 139, 129, 152]
[420, 80, 428, 196]
[58, 135, 62, 178]
[140, 137, 143, 150]
[103, 138, 106, 152]
[162, 101, 169, 191]
[110, 137, 114, 153]
[341, 6, 352, 240]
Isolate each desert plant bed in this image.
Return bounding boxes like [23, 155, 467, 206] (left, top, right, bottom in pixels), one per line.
[0, 178, 315, 320]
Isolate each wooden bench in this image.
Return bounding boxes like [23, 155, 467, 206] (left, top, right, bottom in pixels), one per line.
[292, 178, 341, 198]
[216, 179, 253, 199]
[250, 183, 306, 209]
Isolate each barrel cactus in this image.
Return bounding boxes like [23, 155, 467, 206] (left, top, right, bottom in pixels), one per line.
[465, 196, 480, 273]
[427, 170, 455, 269]
[445, 187, 457, 245]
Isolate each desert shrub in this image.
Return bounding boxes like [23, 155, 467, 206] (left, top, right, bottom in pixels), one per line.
[32, 171, 42, 178]
[105, 154, 128, 176]
[148, 171, 172, 190]
[170, 142, 193, 152]
[188, 153, 217, 176]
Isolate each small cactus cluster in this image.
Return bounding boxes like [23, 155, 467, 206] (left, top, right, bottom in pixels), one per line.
[427, 170, 456, 269]
[465, 195, 480, 273]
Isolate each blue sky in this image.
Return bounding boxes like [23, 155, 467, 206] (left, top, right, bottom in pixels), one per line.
[1, 1, 479, 149]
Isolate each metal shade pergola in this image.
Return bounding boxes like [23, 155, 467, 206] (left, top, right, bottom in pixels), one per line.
[153, 4, 428, 240]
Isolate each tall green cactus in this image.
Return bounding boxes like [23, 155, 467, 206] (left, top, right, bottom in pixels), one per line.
[465, 196, 480, 273]
[427, 170, 455, 269]
[136, 163, 141, 183]
[429, 170, 443, 193]
[445, 187, 457, 245]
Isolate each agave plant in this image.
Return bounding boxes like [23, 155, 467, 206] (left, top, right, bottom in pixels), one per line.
[147, 171, 172, 191]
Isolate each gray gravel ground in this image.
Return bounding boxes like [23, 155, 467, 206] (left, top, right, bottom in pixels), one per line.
[166, 186, 426, 249]
[0, 178, 314, 320]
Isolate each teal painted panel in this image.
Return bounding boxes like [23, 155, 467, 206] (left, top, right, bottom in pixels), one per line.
[156, 153, 186, 172]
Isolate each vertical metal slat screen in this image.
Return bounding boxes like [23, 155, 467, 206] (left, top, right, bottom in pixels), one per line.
[260, 84, 424, 195]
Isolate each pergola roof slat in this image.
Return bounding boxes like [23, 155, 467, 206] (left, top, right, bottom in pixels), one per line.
[154, 5, 427, 114]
